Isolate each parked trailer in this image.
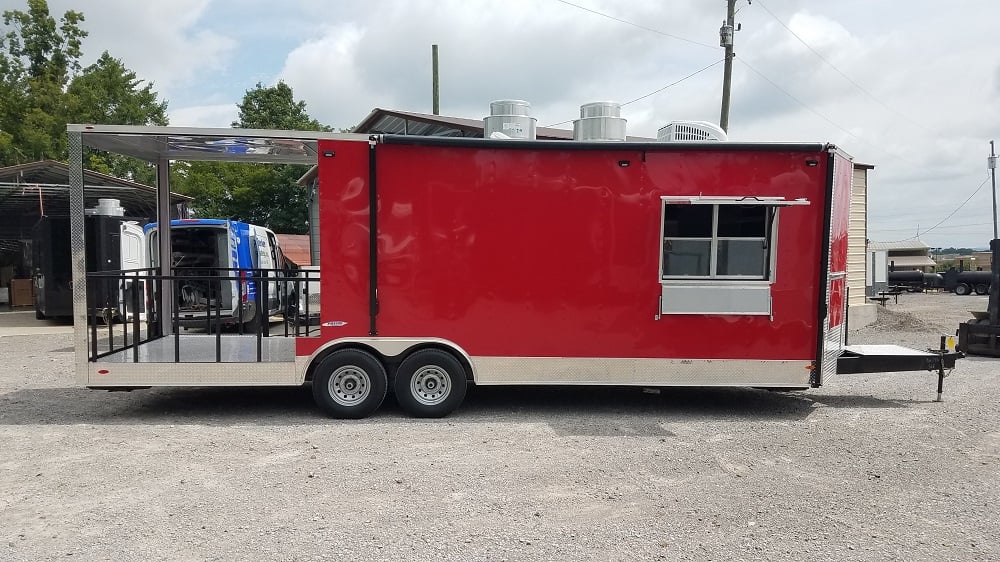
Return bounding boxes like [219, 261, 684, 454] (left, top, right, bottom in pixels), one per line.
[67, 126, 962, 418]
[887, 270, 925, 292]
[887, 271, 944, 293]
[953, 271, 991, 296]
[32, 209, 146, 321]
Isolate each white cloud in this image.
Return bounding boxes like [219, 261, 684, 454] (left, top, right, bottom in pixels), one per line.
[277, 23, 384, 130]
[24, 0, 1000, 247]
[168, 104, 238, 128]
[48, 0, 237, 100]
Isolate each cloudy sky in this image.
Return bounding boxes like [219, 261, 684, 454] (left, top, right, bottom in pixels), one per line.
[35, 0, 1000, 248]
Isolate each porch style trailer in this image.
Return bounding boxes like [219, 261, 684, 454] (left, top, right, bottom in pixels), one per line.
[67, 125, 961, 419]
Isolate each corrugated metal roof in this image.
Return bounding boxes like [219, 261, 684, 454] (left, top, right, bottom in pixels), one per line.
[868, 239, 929, 251]
[276, 233, 311, 267]
[355, 107, 573, 139]
[354, 108, 655, 141]
[0, 160, 191, 241]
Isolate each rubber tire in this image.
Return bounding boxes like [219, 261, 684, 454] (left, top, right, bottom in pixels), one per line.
[954, 283, 971, 296]
[975, 283, 989, 296]
[312, 349, 387, 419]
[35, 307, 45, 320]
[393, 349, 468, 418]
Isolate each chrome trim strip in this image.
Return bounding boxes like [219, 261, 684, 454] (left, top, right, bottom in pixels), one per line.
[87, 361, 299, 387]
[469, 356, 811, 386]
[69, 129, 89, 386]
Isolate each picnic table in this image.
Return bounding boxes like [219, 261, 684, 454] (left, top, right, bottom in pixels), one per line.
[870, 290, 902, 306]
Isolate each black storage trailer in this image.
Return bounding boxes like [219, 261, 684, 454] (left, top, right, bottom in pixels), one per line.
[887, 270, 944, 292]
[32, 214, 124, 319]
[953, 270, 992, 296]
[32, 216, 73, 318]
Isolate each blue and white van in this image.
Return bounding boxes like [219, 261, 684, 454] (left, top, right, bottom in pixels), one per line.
[145, 219, 286, 329]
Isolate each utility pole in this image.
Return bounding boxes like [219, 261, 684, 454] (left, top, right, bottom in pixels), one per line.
[719, 0, 737, 132]
[432, 44, 440, 115]
[989, 140, 997, 240]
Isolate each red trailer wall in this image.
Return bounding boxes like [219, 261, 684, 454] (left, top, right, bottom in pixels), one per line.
[312, 140, 832, 361]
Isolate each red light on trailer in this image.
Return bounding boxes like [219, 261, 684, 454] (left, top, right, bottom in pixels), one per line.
[97, 369, 109, 375]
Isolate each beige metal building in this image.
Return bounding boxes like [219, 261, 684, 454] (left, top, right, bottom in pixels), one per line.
[868, 239, 936, 272]
[848, 163, 876, 328]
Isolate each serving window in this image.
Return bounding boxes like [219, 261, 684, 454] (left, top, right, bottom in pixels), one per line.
[658, 196, 808, 316]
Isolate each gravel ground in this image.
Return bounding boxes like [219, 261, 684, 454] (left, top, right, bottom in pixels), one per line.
[0, 293, 997, 561]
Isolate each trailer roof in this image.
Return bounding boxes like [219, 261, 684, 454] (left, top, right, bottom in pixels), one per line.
[69, 124, 838, 163]
[68, 124, 365, 165]
[379, 134, 833, 153]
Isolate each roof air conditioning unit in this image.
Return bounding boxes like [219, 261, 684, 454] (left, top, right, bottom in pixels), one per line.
[657, 121, 728, 142]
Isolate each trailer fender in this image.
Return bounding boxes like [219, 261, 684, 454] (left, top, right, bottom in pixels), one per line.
[301, 338, 476, 384]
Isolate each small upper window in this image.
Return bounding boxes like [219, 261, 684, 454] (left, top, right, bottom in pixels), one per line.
[662, 203, 775, 280]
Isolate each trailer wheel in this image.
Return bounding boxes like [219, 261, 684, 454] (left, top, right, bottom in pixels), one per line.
[975, 283, 989, 295]
[312, 349, 387, 419]
[393, 349, 468, 418]
[954, 283, 971, 296]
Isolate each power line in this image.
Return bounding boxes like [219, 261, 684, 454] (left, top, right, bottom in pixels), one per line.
[737, 58, 924, 168]
[553, 0, 719, 50]
[623, 59, 724, 106]
[736, 59, 862, 141]
[550, 0, 873, 147]
[870, 222, 994, 233]
[754, 0, 933, 136]
[544, 58, 726, 127]
[880, 178, 990, 242]
[549, 0, 926, 170]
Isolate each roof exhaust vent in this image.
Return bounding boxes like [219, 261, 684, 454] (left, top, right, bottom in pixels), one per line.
[484, 100, 537, 140]
[573, 102, 626, 141]
[657, 121, 728, 142]
[85, 198, 125, 216]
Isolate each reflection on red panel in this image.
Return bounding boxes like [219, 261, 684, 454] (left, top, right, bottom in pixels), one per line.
[828, 153, 852, 274]
[308, 140, 838, 362]
[828, 277, 846, 328]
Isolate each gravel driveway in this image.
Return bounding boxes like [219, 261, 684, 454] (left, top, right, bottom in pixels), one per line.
[1, 293, 997, 561]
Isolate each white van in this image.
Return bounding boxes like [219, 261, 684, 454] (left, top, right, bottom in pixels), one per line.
[145, 219, 286, 330]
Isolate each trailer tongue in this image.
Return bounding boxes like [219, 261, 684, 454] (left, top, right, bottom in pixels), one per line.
[837, 341, 963, 402]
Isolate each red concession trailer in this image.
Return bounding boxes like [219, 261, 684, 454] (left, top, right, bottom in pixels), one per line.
[302, 136, 852, 417]
[68, 127, 961, 419]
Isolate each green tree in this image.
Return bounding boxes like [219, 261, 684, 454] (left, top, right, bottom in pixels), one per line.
[0, 0, 85, 164]
[0, 1, 168, 176]
[174, 81, 328, 233]
[233, 81, 328, 132]
[68, 51, 169, 184]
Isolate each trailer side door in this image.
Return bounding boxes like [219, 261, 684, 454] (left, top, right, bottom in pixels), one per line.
[816, 150, 853, 384]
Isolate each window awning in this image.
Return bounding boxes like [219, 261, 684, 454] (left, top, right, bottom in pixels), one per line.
[661, 196, 810, 206]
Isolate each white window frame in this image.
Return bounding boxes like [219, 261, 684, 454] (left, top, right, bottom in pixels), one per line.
[657, 196, 810, 316]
